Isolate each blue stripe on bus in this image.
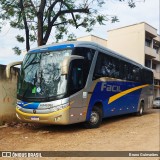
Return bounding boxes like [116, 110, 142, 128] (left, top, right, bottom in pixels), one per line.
[17, 101, 39, 109]
[86, 81, 142, 120]
[28, 44, 74, 53]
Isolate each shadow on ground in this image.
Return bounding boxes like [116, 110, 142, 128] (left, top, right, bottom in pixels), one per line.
[22, 109, 159, 134]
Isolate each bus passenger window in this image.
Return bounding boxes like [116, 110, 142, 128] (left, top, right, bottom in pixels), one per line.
[73, 47, 96, 82]
[69, 59, 85, 95]
[71, 67, 83, 90]
[73, 47, 95, 61]
[94, 52, 120, 79]
[133, 67, 140, 81]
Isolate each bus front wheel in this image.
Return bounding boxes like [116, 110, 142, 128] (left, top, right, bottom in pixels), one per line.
[84, 107, 102, 129]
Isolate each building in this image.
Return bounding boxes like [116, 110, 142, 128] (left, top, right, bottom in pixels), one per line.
[77, 35, 107, 47]
[77, 22, 160, 97]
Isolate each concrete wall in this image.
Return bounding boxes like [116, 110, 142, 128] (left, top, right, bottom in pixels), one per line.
[77, 35, 107, 47]
[107, 23, 160, 97]
[107, 23, 145, 65]
[0, 65, 19, 124]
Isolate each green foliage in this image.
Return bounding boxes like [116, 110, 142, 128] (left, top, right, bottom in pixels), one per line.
[128, 1, 136, 8]
[55, 33, 63, 42]
[67, 33, 76, 41]
[29, 34, 37, 42]
[0, 0, 141, 54]
[12, 47, 21, 55]
[16, 35, 25, 43]
[96, 15, 106, 25]
[111, 16, 119, 23]
[119, 0, 136, 8]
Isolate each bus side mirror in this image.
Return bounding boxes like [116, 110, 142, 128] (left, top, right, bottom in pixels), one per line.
[6, 61, 22, 78]
[61, 55, 84, 75]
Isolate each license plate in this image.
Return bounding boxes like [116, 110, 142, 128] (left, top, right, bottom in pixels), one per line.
[31, 116, 39, 121]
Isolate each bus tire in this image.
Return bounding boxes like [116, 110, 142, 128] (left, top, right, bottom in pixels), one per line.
[84, 107, 102, 129]
[136, 101, 144, 116]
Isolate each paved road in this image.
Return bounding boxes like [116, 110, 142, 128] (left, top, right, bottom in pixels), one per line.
[0, 109, 159, 160]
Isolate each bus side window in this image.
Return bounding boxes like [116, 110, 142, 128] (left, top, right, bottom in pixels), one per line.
[94, 52, 120, 79]
[93, 53, 104, 78]
[68, 59, 85, 95]
[119, 60, 126, 80]
[73, 47, 96, 82]
[132, 66, 140, 82]
[141, 69, 153, 84]
[73, 47, 95, 62]
[119, 61, 142, 82]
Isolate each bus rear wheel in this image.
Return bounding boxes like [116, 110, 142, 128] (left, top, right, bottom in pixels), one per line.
[84, 107, 102, 129]
[136, 101, 144, 116]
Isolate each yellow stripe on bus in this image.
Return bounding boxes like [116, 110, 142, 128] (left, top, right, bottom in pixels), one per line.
[108, 84, 149, 104]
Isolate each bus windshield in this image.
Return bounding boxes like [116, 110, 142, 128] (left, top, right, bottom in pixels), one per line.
[17, 49, 72, 101]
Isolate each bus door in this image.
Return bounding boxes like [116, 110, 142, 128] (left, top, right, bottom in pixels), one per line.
[69, 59, 87, 123]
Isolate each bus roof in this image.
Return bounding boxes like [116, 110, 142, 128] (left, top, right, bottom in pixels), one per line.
[28, 41, 152, 72]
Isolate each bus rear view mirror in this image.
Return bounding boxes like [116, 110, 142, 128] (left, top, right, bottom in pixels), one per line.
[61, 55, 84, 75]
[6, 61, 22, 78]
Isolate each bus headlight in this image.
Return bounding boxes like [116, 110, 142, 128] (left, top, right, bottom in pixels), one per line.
[50, 103, 69, 112]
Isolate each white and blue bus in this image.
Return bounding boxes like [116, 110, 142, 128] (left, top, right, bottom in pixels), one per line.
[6, 41, 154, 128]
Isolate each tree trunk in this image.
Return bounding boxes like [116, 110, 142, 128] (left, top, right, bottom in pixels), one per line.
[19, 0, 30, 51]
[43, 25, 52, 45]
[25, 21, 30, 51]
[37, 0, 46, 46]
[37, 13, 44, 46]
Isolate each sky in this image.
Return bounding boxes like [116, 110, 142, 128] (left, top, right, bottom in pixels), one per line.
[0, 0, 159, 65]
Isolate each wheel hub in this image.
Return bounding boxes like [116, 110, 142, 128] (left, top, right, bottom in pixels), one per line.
[90, 111, 99, 124]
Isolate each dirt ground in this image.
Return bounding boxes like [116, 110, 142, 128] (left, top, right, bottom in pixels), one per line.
[0, 109, 159, 160]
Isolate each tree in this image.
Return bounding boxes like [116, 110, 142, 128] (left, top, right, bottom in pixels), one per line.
[0, 0, 140, 54]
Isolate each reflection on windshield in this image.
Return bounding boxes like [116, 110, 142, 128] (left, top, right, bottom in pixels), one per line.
[18, 49, 72, 100]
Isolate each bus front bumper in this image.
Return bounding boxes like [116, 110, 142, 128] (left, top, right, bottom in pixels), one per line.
[16, 106, 70, 125]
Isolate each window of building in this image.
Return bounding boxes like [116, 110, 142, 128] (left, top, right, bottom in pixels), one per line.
[145, 59, 151, 68]
[145, 38, 152, 47]
[152, 63, 157, 70]
[153, 45, 159, 54]
[154, 79, 158, 85]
